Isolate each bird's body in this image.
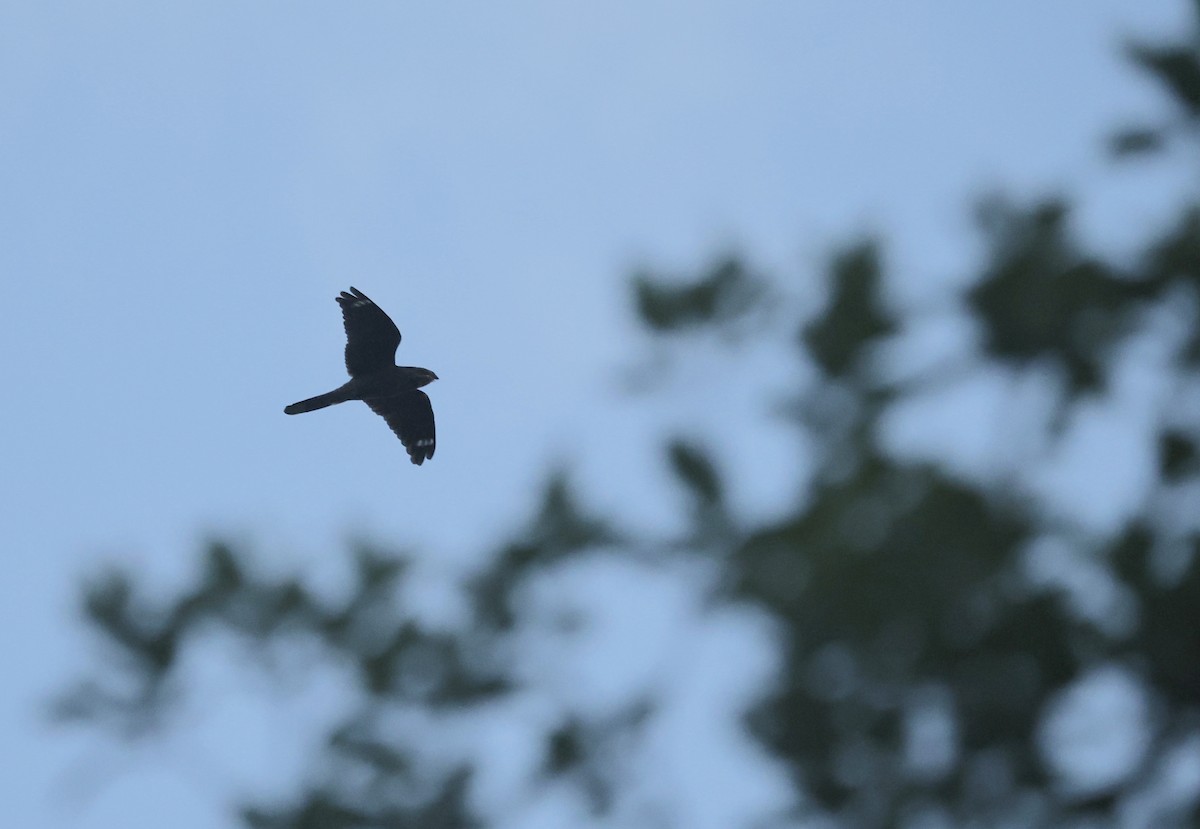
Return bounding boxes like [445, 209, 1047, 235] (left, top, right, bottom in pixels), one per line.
[285, 288, 438, 465]
[284, 366, 436, 414]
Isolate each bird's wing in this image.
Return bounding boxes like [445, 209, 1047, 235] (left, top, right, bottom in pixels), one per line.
[365, 391, 436, 465]
[337, 287, 402, 377]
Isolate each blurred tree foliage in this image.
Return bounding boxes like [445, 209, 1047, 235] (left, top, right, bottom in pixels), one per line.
[56, 9, 1200, 829]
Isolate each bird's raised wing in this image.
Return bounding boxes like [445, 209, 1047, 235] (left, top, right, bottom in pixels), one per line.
[337, 287, 401, 377]
[365, 391, 436, 465]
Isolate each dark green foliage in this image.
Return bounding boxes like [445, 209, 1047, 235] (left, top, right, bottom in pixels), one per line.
[968, 198, 1138, 394]
[1111, 9, 1200, 156]
[471, 470, 616, 630]
[1112, 527, 1200, 709]
[737, 459, 1067, 815]
[1148, 207, 1200, 284]
[539, 704, 653, 815]
[241, 770, 476, 829]
[802, 241, 894, 380]
[667, 439, 723, 507]
[1128, 44, 1200, 115]
[1109, 126, 1166, 157]
[546, 722, 585, 775]
[633, 255, 765, 333]
[1160, 430, 1200, 480]
[54, 539, 505, 825]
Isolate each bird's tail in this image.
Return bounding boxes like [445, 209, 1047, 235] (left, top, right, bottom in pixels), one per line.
[284, 385, 353, 415]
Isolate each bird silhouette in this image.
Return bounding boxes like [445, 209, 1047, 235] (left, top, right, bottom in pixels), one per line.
[285, 288, 438, 465]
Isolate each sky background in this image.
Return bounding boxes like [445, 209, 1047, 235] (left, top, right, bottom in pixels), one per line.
[0, 2, 1194, 827]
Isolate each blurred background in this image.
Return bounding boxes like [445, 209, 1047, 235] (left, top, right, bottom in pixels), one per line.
[3, 1, 1199, 827]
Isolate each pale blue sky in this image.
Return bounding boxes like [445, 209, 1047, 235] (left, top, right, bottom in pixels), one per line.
[0, 2, 1191, 826]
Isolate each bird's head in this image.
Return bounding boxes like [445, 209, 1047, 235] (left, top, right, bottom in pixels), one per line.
[412, 367, 439, 388]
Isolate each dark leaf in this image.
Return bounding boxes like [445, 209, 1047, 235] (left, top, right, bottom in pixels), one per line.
[1160, 430, 1199, 480]
[667, 440, 723, 506]
[633, 255, 764, 333]
[802, 241, 895, 378]
[1109, 126, 1166, 157]
[968, 198, 1142, 395]
[1128, 43, 1200, 114]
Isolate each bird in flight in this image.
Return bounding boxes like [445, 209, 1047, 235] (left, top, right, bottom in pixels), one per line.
[285, 288, 438, 465]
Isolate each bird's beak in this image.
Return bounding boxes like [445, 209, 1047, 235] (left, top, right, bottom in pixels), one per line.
[430, 372, 440, 382]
